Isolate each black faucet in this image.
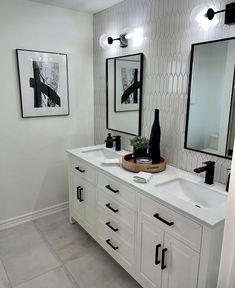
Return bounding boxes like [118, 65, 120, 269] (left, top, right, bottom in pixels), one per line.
[226, 169, 231, 192]
[194, 161, 215, 185]
[113, 136, 121, 151]
[105, 133, 121, 151]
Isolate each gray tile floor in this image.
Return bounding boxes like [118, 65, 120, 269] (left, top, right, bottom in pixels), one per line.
[0, 210, 141, 288]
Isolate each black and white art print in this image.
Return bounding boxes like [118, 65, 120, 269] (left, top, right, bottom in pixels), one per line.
[16, 49, 69, 118]
[115, 59, 141, 112]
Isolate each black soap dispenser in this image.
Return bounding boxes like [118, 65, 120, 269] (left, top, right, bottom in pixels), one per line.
[149, 109, 161, 164]
[105, 133, 113, 148]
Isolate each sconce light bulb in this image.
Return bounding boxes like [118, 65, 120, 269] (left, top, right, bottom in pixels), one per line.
[125, 32, 133, 39]
[121, 27, 134, 39]
[132, 27, 144, 48]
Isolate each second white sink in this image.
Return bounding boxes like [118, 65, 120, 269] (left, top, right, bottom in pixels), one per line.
[155, 178, 227, 209]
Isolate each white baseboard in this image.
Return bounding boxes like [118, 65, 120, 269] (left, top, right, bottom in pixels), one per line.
[0, 202, 69, 231]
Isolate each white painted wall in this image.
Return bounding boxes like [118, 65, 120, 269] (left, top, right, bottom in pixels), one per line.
[217, 140, 235, 288]
[0, 0, 94, 222]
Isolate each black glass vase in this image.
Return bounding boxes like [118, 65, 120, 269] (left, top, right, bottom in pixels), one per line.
[149, 109, 161, 164]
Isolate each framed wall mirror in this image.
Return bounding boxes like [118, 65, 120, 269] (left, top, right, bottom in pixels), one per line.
[185, 37, 235, 159]
[106, 53, 144, 136]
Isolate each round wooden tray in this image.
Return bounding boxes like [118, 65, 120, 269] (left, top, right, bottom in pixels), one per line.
[122, 154, 166, 173]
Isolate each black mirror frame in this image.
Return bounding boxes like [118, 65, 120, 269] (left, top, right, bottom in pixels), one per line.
[184, 37, 235, 160]
[106, 53, 144, 136]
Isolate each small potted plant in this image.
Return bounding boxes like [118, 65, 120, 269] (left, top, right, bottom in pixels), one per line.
[130, 136, 149, 162]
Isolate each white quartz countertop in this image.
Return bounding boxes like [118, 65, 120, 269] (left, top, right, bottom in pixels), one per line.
[67, 145, 228, 227]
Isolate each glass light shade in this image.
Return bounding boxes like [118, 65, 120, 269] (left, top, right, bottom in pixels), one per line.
[121, 27, 144, 48]
[121, 27, 134, 39]
[99, 33, 109, 49]
[191, 4, 219, 31]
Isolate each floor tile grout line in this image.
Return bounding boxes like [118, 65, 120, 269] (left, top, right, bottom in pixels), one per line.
[13, 266, 63, 288]
[33, 220, 81, 288]
[0, 220, 63, 288]
[0, 258, 13, 288]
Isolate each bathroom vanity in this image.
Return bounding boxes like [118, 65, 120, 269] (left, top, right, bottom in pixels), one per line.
[67, 145, 227, 288]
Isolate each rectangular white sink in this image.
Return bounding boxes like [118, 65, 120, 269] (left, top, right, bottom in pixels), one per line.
[155, 178, 227, 209]
[81, 148, 121, 161]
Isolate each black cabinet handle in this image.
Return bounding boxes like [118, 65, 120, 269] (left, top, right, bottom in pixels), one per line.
[105, 203, 119, 213]
[79, 188, 84, 202]
[105, 185, 119, 193]
[155, 244, 161, 265]
[106, 222, 119, 232]
[153, 213, 174, 226]
[106, 239, 118, 250]
[76, 186, 84, 202]
[161, 248, 167, 270]
[77, 186, 81, 200]
[75, 167, 85, 173]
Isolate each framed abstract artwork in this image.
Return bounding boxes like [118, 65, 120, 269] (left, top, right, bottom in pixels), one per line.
[114, 58, 141, 112]
[16, 49, 69, 118]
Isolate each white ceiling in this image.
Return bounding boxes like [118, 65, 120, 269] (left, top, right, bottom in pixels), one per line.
[28, 0, 124, 14]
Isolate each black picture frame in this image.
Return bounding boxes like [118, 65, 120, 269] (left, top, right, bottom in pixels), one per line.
[106, 53, 144, 136]
[16, 49, 70, 118]
[185, 37, 235, 160]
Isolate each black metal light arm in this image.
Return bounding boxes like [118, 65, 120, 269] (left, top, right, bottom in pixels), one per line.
[206, 3, 235, 24]
[107, 34, 128, 48]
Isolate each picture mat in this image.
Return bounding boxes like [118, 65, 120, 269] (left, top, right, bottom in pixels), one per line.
[115, 59, 141, 112]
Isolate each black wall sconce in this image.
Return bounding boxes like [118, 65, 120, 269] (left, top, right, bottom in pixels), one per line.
[99, 28, 144, 49]
[107, 33, 128, 48]
[206, 2, 235, 24]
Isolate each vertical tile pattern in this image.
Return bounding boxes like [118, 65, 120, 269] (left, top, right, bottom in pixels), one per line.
[93, 0, 235, 184]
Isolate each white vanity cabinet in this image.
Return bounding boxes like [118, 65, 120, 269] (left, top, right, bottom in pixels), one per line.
[161, 234, 199, 288]
[67, 148, 225, 288]
[136, 195, 200, 288]
[95, 171, 137, 273]
[137, 216, 164, 288]
[68, 155, 96, 234]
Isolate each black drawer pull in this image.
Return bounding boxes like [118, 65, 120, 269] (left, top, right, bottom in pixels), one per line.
[79, 188, 84, 202]
[161, 248, 167, 270]
[77, 186, 81, 200]
[153, 213, 174, 226]
[105, 203, 119, 213]
[106, 239, 119, 250]
[155, 244, 161, 265]
[76, 186, 84, 202]
[105, 185, 119, 193]
[75, 167, 85, 173]
[106, 222, 119, 232]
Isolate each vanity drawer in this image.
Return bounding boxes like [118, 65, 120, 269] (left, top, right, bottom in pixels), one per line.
[97, 171, 136, 209]
[97, 207, 134, 247]
[139, 196, 202, 252]
[97, 189, 135, 230]
[96, 219, 134, 268]
[70, 156, 95, 184]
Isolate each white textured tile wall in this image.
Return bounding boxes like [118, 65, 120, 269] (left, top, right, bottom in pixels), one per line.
[93, 0, 235, 184]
